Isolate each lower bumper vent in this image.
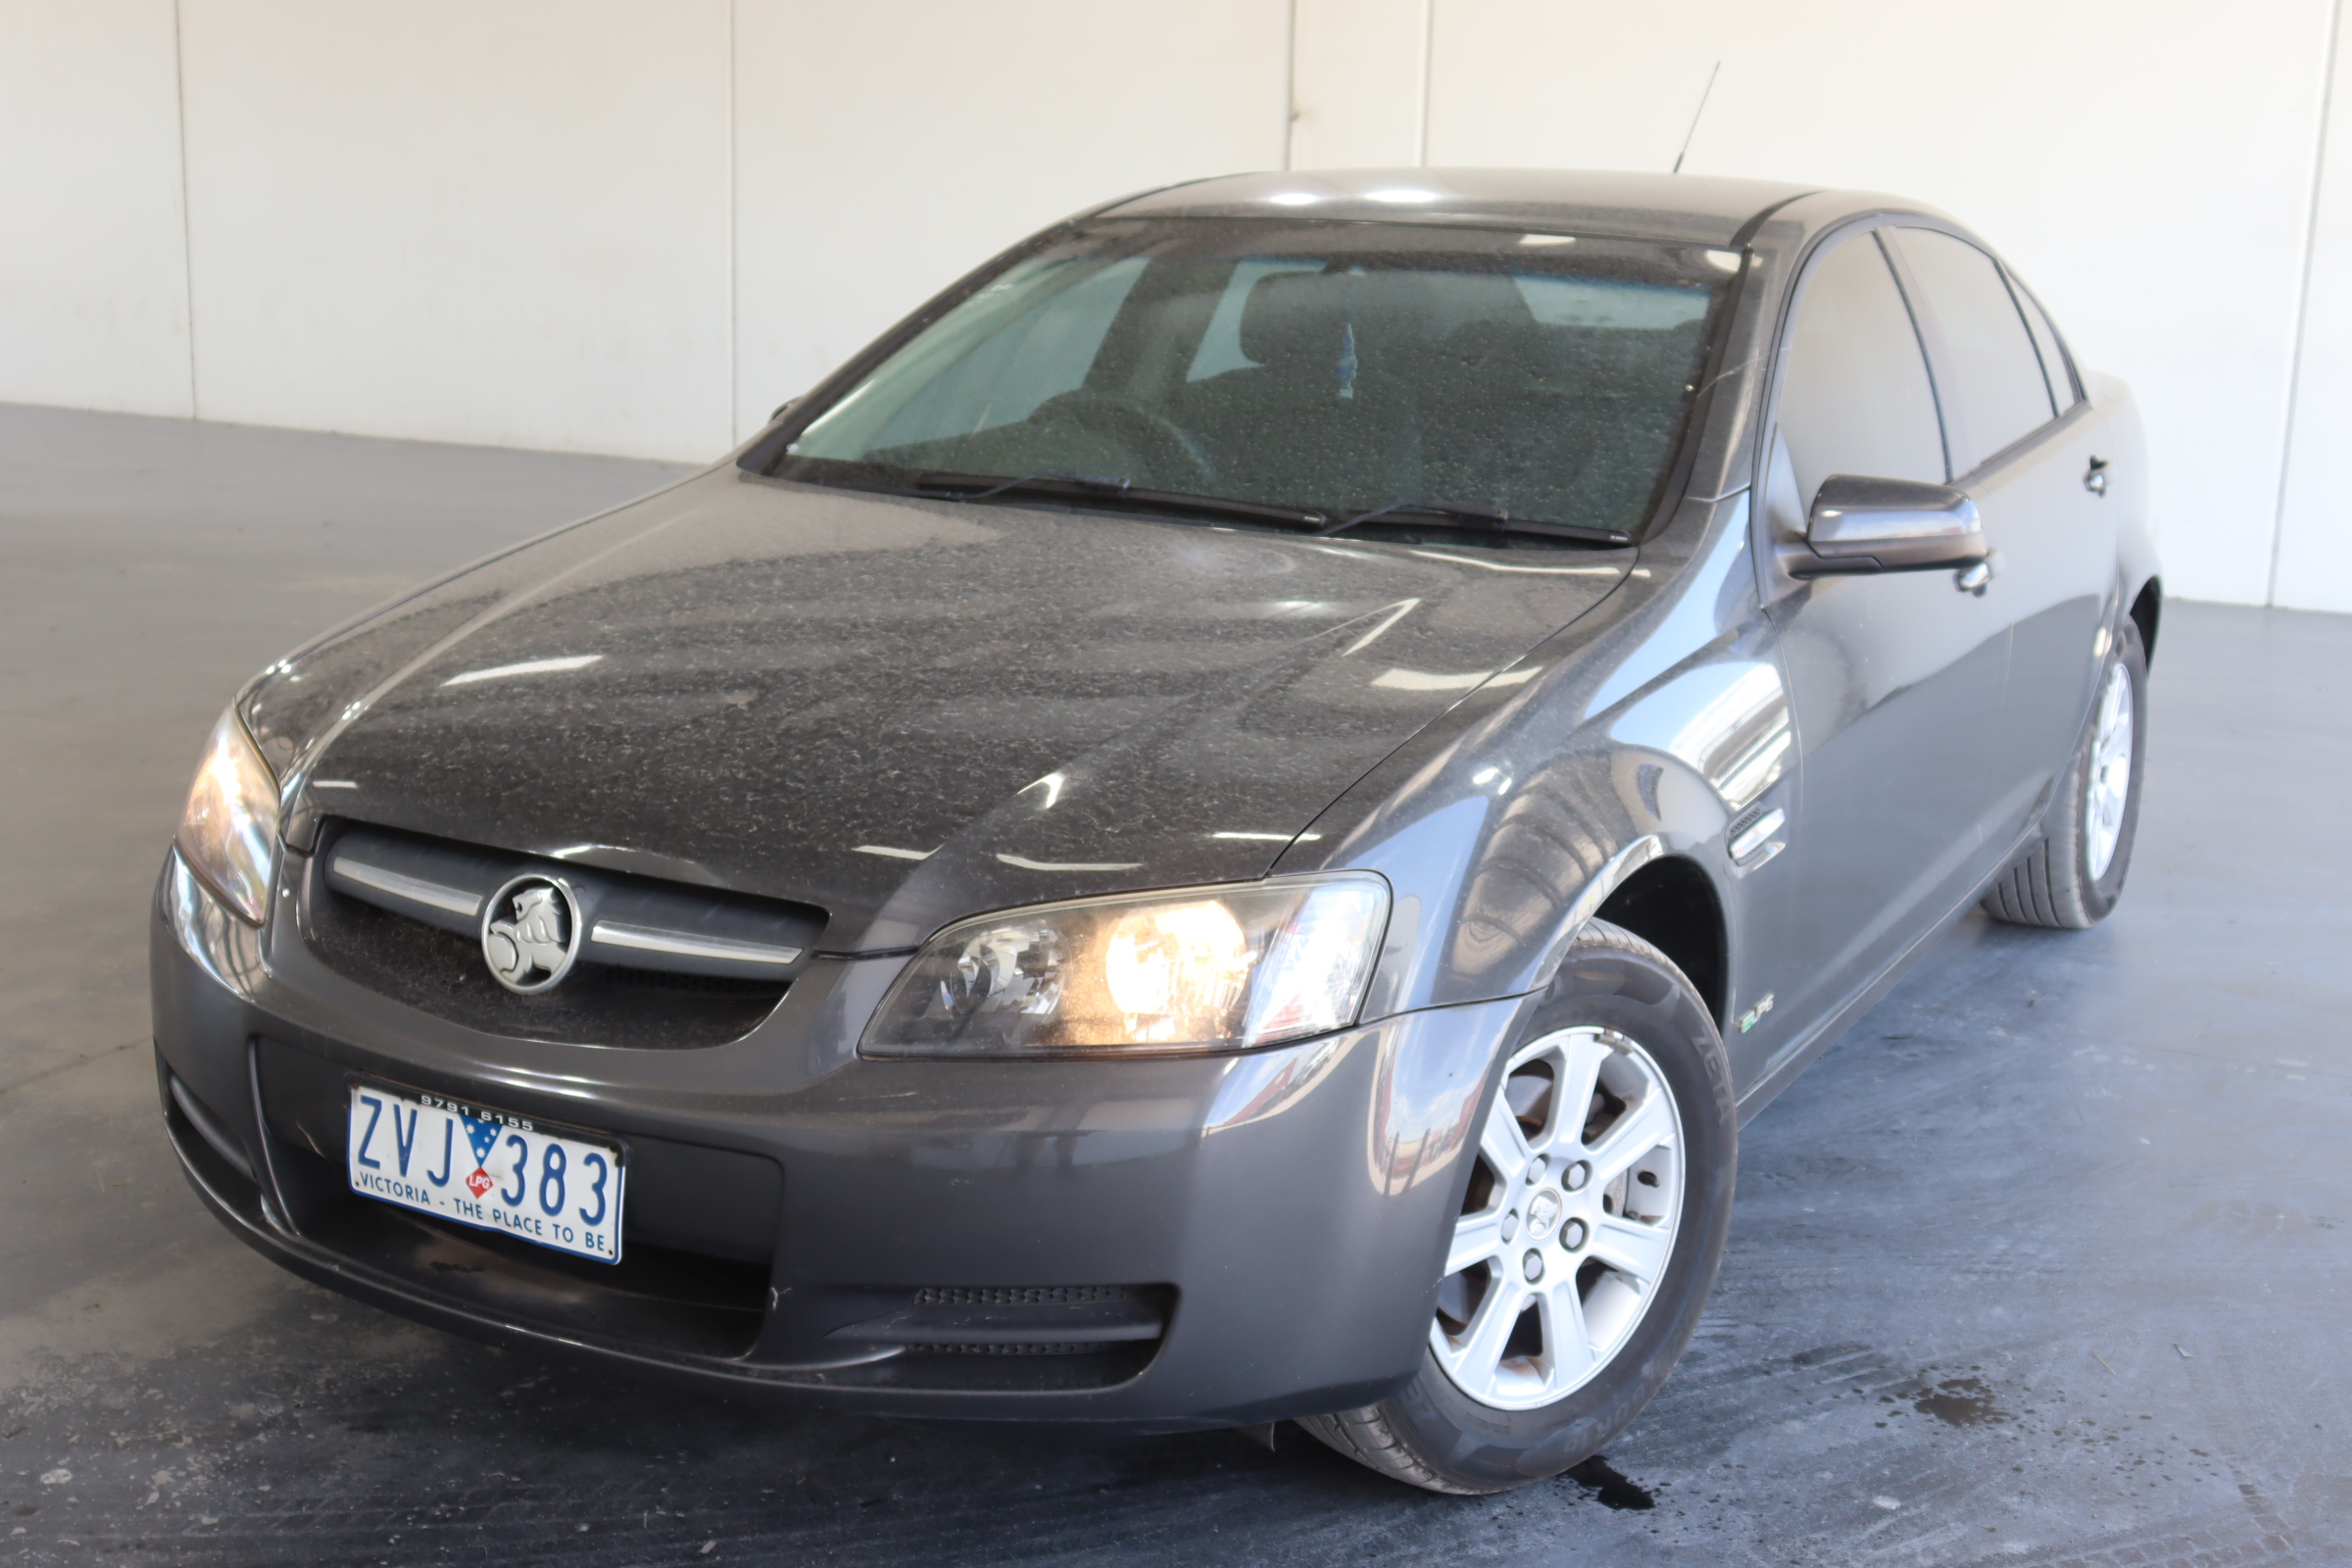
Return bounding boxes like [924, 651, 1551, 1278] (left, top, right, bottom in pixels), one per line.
[912, 1285, 1133, 1307]
[831, 1284, 1167, 1356]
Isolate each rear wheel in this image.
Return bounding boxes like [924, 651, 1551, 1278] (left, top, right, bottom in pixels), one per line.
[1983, 616, 2147, 929]
[1298, 918, 1737, 1494]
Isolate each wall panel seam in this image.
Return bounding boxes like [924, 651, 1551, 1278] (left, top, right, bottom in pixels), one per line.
[2271, 0, 2347, 605]
[728, 0, 739, 445]
[1415, 0, 1435, 166]
[1282, 0, 1299, 171]
[172, 0, 198, 419]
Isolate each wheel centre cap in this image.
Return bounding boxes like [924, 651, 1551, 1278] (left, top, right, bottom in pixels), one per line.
[1525, 1188, 1562, 1241]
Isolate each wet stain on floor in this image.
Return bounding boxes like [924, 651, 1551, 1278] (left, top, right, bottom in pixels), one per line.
[1912, 1375, 2007, 1428]
[1562, 1454, 1656, 1510]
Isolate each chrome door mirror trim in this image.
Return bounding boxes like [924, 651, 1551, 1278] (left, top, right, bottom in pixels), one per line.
[1784, 474, 1986, 577]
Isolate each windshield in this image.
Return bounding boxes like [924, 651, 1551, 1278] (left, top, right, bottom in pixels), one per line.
[763, 219, 1740, 547]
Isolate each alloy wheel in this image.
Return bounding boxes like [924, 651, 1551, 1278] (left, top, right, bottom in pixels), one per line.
[1431, 1026, 1685, 1410]
[2082, 659, 2134, 881]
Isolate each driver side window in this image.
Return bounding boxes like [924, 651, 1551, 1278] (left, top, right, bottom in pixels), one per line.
[1770, 230, 1947, 531]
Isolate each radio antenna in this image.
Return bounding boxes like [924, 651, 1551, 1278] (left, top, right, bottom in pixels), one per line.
[1672, 61, 1722, 174]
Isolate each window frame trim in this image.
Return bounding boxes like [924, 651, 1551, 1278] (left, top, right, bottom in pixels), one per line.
[2004, 269, 2085, 411]
[1877, 222, 2077, 484]
[1749, 212, 1955, 529]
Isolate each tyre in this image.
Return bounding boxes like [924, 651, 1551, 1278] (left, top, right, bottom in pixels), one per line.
[1298, 918, 1738, 1494]
[1982, 615, 2147, 929]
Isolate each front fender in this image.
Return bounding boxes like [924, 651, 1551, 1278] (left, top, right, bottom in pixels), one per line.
[1281, 493, 1783, 1022]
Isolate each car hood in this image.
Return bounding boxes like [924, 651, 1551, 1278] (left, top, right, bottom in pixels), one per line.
[253, 467, 1630, 951]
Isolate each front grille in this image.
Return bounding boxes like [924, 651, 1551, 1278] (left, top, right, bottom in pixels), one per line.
[299, 821, 826, 1050]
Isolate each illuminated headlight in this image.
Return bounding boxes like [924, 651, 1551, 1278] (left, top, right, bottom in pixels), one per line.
[175, 706, 281, 925]
[862, 875, 1390, 1057]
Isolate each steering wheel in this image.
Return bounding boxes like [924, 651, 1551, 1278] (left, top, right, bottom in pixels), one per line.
[1028, 390, 1217, 489]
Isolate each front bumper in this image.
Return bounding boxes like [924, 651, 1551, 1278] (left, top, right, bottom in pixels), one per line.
[153, 848, 1528, 1431]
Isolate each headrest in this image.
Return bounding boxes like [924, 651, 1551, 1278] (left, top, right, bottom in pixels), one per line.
[1239, 271, 1351, 370]
[1437, 318, 1548, 383]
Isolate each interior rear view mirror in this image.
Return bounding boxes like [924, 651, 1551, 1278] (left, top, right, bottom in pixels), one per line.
[1786, 474, 1985, 576]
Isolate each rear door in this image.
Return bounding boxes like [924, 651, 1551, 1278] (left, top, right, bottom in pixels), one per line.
[1880, 227, 2120, 852]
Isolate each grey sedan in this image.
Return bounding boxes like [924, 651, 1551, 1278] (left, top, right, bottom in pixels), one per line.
[155, 168, 2155, 1493]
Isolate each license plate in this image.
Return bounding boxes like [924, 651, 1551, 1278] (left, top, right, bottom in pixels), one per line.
[346, 1081, 626, 1263]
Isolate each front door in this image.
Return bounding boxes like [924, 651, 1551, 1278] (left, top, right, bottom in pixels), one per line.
[1736, 224, 2016, 1089]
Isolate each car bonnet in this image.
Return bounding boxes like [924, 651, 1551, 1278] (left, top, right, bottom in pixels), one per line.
[252, 466, 1632, 952]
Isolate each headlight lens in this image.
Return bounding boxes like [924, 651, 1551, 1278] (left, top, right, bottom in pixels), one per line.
[862, 874, 1390, 1057]
[176, 706, 281, 925]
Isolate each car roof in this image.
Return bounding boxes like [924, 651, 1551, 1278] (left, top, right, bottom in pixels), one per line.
[1099, 168, 1826, 246]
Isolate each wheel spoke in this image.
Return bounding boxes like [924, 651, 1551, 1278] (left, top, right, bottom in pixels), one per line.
[1450, 1273, 1526, 1380]
[1548, 1030, 1611, 1155]
[1587, 1212, 1674, 1286]
[1446, 1207, 1506, 1278]
[1479, 1088, 1532, 1178]
[1539, 1277, 1598, 1389]
[1586, 1090, 1675, 1186]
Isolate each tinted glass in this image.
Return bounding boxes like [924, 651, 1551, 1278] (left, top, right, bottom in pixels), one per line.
[1776, 230, 1947, 505]
[2012, 276, 2080, 411]
[773, 220, 1739, 545]
[1889, 227, 2056, 471]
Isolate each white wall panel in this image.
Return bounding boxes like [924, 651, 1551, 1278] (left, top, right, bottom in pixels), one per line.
[1420, 0, 2337, 606]
[2272, 16, 2352, 612]
[0, 0, 192, 416]
[1290, 0, 1428, 170]
[731, 0, 1291, 441]
[1, 0, 2344, 607]
[177, 0, 732, 461]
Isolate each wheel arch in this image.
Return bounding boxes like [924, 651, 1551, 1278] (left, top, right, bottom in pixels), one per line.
[2129, 575, 2161, 665]
[1592, 855, 1729, 1030]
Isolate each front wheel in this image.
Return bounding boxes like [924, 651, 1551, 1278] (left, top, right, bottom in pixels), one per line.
[1298, 918, 1737, 1494]
[1983, 615, 2148, 929]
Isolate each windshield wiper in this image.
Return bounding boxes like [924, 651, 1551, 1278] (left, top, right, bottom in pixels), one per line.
[1318, 500, 1632, 548]
[892, 471, 1624, 544]
[907, 470, 1331, 529]
[914, 468, 1133, 502]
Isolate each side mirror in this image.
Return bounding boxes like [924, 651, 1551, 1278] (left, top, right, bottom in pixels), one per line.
[1786, 474, 1985, 576]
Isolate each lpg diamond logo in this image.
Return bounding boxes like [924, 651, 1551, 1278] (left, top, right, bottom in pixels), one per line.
[480, 874, 581, 994]
[461, 1113, 502, 1198]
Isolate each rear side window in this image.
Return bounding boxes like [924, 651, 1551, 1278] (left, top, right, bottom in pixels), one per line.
[1887, 228, 2055, 472]
[1775, 230, 1948, 507]
[2010, 277, 2081, 412]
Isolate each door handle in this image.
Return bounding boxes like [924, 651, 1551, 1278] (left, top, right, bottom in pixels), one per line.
[2083, 456, 2110, 497]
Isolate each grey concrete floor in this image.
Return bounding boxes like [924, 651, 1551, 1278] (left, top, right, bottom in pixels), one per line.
[1, 402, 2345, 1567]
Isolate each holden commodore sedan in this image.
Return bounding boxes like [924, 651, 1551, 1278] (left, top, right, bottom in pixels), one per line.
[155, 169, 2155, 1494]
